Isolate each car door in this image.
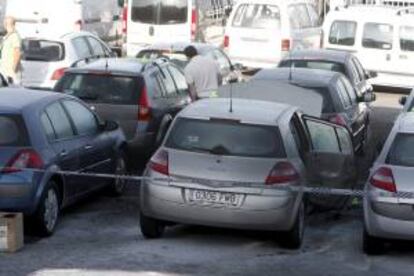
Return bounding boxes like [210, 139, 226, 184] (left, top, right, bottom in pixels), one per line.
[62, 99, 114, 193]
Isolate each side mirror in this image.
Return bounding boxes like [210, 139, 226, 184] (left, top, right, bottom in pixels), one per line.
[366, 70, 378, 79]
[399, 96, 407, 106]
[110, 47, 122, 57]
[100, 120, 119, 132]
[362, 92, 376, 103]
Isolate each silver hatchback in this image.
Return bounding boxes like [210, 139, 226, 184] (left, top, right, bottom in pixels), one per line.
[140, 98, 355, 248]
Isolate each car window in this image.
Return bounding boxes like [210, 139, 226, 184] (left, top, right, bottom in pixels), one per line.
[72, 37, 92, 59]
[306, 120, 340, 153]
[0, 115, 29, 146]
[340, 77, 357, 104]
[289, 114, 308, 157]
[362, 23, 393, 50]
[400, 25, 414, 52]
[160, 66, 177, 97]
[329, 20, 357, 46]
[165, 118, 286, 158]
[167, 65, 189, 95]
[213, 49, 232, 71]
[351, 57, 366, 82]
[232, 4, 281, 29]
[40, 112, 56, 141]
[131, 0, 188, 25]
[336, 127, 353, 155]
[347, 59, 361, 84]
[87, 37, 107, 57]
[387, 133, 414, 166]
[22, 39, 65, 62]
[336, 79, 352, 109]
[62, 100, 98, 136]
[306, 4, 320, 27]
[45, 102, 75, 140]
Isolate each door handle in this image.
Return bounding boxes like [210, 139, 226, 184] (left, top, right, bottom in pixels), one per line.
[84, 145, 94, 150]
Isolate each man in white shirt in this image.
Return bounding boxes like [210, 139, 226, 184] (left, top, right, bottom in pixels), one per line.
[184, 46, 221, 99]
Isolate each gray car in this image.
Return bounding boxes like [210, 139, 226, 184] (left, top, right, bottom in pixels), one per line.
[140, 98, 355, 249]
[363, 112, 414, 254]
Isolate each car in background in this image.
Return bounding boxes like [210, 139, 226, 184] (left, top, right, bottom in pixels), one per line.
[124, 0, 234, 56]
[253, 68, 375, 154]
[323, 5, 414, 89]
[0, 89, 127, 236]
[54, 58, 192, 164]
[363, 112, 414, 254]
[22, 31, 116, 90]
[224, 0, 322, 69]
[140, 97, 356, 249]
[136, 42, 242, 84]
[278, 49, 376, 98]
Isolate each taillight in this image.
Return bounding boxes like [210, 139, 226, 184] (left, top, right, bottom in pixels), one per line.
[191, 9, 197, 41]
[266, 161, 299, 185]
[329, 114, 347, 127]
[149, 149, 169, 175]
[224, 35, 229, 48]
[2, 149, 44, 174]
[138, 86, 151, 122]
[281, 39, 291, 51]
[74, 19, 82, 31]
[51, 67, 67, 81]
[369, 167, 397, 193]
[122, 5, 128, 35]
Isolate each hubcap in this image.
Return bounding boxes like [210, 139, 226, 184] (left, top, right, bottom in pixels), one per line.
[114, 158, 126, 192]
[44, 188, 58, 232]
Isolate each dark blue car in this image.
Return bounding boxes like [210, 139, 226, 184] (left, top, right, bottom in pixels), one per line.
[0, 88, 127, 236]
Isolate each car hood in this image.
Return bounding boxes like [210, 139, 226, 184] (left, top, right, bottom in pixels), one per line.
[218, 80, 323, 117]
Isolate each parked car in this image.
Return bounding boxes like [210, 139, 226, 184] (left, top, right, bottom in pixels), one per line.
[278, 49, 376, 98]
[323, 5, 414, 89]
[6, 0, 122, 45]
[136, 42, 242, 84]
[54, 58, 192, 162]
[363, 112, 414, 254]
[124, 0, 234, 56]
[21, 31, 116, 90]
[140, 97, 356, 249]
[0, 88, 127, 236]
[224, 0, 322, 69]
[253, 68, 375, 153]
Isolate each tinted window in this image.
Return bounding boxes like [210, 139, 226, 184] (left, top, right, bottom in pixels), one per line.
[165, 118, 286, 158]
[387, 134, 414, 166]
[45, 102, 74, 140]
[0, 115, 29, 146]
[63, 100, 98, 136]
[168, 65, 188, 94]
[336, 79, 351, 108]
[362, 23, 393, 50]
[72, 37, 92, 59]
[40, 112, 56, 141]
[279, 60, 346, 74]
[87, 37, 107, 57]
[160, 67, 177, 96]
[22, 39, 64, 61]
[131, 0, 188, 25]
[232, 4, 281, 29]
[306, 120, 340, 153]
[400, 26, 414, 52]
[329, 21, 357, 46]
[56, 74, 142, 105]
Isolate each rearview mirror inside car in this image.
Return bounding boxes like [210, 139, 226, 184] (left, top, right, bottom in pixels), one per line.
[399, 96, 407, 106]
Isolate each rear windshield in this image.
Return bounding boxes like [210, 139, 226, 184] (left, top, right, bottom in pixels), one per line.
[387, 133, 414, 166]
[22, 39, 65, 62]
[329, 20, 357, 46]
[55, 73, 142, 105]
[296, 86, 335, 113]
[131, 0, 188, 25]
[165, 118, 286, 158]
[279, 60, 346, 75]
[232, 4, 281, 29]
[0, 115, 29, 146]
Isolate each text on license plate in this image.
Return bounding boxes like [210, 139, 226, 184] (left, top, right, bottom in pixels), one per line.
[187, 189, 242, 207]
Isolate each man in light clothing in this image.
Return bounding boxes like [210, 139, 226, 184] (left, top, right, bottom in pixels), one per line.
[184, 46, 221, 99]
[1, 16, 22, 84]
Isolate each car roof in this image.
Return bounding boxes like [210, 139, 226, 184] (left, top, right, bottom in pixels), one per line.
[66, 58, 146, 75]
[253, 67, 339, 87]
[143, 42, 215, 55]
[178, 98, 294, 126]
[0, 88, 66, 113]
[283, 49, 350, 63]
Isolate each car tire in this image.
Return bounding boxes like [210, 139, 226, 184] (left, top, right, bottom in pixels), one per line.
[140, 212, 165, 239]
[108, 154, 128, 197]
[280, 202, 305, 249]
[363, 228, 385, 255]
[33, 181, 60, 237]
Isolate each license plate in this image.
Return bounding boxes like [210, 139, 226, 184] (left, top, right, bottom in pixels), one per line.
[187, 189, 241, 207]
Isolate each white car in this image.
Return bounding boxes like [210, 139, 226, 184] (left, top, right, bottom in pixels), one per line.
[323, 4, 414, 89]
[21, 31, 115, 89]
[363, 112, 414, 254]
[224, 0, 322, 69]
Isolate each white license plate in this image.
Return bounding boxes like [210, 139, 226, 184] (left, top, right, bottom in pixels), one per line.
[187, 189, 241, 207]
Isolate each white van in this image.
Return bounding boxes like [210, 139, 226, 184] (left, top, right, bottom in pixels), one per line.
[323, 4, 414, 89]
[5, 0, 122, 44]
[224, 0, 322, 69]
[124, 0, 233, 57]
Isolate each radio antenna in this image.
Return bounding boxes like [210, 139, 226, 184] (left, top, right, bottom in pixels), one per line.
[288, 49, 293, 83]
[229, 80, 233, 113]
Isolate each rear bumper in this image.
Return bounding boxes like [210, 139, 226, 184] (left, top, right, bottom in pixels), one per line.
[140, 180, 300, 231]
[0, 179, 36, 215]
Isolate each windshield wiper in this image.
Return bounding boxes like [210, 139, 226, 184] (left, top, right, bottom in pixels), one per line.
[189, 145, 230, 155]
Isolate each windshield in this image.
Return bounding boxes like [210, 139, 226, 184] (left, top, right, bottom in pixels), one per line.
[387, 133, 414, 166]
[131, 0, 188, 25]
[0, 115, 29, 146]
[55, 73, 142, 105]
[232, 4, 281, 29]
[22, 39, 65, 62]
[165, 118, 286, 158]
[279, 60, 346, 75]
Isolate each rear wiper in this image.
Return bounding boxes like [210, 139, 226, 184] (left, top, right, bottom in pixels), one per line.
[189, 145, 230, 155]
